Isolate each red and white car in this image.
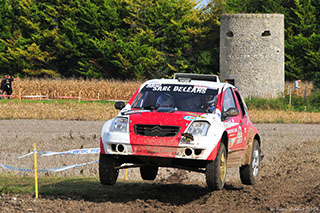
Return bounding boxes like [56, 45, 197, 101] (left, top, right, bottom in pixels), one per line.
[99, 73, 262, 190]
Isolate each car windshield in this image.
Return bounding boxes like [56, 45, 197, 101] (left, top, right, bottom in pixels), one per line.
[131, 83, 219, 113]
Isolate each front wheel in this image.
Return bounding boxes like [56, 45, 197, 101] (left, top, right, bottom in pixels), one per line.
[206, 143, 227, 190]
[140, 165, 158, 180]
[99, 154, 119, 185]
[239, 139, 261, 185]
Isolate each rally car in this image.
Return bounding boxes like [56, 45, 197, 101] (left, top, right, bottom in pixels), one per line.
[99, 73, 262, 190]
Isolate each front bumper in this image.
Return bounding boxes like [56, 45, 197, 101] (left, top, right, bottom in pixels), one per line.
[104, 142, 206, 159]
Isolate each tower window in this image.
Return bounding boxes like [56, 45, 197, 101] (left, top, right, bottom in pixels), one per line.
[262, 30, 271, 36]
[226, 31, 234, 37]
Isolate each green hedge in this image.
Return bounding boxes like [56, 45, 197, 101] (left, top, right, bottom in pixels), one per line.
[245, 90, 320, 112]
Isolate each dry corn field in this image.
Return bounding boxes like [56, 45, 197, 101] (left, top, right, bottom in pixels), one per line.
[12, 78, 142, 100]
[7, 78, 316, 101]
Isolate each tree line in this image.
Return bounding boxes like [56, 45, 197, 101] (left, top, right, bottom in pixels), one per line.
[0, 0, 319, 87]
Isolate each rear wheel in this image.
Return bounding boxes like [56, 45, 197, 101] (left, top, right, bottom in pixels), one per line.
[99, 154, 119, 185]
[206, 143, 227, 190]
[240, 139, 261, 185]
[140, 165, 158, 180]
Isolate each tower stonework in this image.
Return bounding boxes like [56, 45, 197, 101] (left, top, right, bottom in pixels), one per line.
[220, 14, 284, 98]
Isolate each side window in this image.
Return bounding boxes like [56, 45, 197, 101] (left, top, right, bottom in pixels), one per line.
[234, 90, 246, 117]
[222, 88, 236, 113]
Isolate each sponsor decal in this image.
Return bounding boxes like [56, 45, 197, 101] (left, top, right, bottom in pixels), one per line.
[186, 112, 206, 119]
[208, 86, 219, 90]
[136, 93, 143, 102]
[236, 126, 243, 144]
[184, 116, 197, 121]
[173, 85, 207, 94]
[145, 84, 208, 94]
[227, 128, 238, 134]
[225, 118, 237, 128]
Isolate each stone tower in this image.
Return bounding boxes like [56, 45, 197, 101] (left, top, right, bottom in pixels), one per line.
[220, 14, 285, 98]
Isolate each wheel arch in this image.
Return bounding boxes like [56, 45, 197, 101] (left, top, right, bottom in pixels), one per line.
[221, 131, 229, 158]
[254, 134, 261, 148]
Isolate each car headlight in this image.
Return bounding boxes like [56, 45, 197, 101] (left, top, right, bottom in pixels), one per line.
[110, 117, 128, 133]
[187, 122, 210, 136]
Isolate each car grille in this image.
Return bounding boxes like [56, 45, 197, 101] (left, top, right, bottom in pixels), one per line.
[134, 124, 180, 137]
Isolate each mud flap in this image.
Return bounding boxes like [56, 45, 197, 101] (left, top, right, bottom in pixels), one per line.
[242, 128, 255, 165]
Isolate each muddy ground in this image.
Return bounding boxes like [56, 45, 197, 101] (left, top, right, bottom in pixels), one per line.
[0, 120, 319, 212]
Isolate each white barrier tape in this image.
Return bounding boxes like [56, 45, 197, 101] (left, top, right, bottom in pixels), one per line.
[39, 160, 99, 172]
[15, 152, 35, 159]
[15, 148, 100, 159]
[22, 95, 47, 98]
[0, 163, 33, 172]
[0, 160, 99, 173]
[39, 148, 100, 156]
[1, 93, 128, 102]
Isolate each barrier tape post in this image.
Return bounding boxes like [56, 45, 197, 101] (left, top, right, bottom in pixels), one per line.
[78, 91, 81, 103]
[19, 89, 22, 101]
[125, 164, 128, 181]
[33, 143, 39, 199]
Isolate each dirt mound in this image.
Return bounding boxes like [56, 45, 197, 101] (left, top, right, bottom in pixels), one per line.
[1, 121, 320, 212]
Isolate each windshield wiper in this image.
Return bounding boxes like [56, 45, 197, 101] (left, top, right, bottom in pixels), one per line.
[121, 106, 155, 115]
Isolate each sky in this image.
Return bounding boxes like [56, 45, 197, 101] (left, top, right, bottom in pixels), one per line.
[197, 0, 210, 8]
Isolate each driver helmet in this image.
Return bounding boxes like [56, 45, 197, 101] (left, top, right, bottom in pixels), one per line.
[156, 94, 175, 108]
[201, 95, 213, 107]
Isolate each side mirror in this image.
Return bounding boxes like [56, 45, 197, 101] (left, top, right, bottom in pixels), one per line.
[225, 107, 239, 117]
[114, 101, 126, 110]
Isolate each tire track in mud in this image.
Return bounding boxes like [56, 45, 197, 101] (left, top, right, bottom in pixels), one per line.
[1, 139, 319, 212]
[189, 139, 320, 213]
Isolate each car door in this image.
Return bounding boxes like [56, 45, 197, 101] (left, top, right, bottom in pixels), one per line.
[231, 89, 249, 152]
[221, 87, 246, 165]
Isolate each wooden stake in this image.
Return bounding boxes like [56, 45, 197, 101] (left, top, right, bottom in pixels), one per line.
[19, 89, 22, 101]
[33, 143, 39, 199]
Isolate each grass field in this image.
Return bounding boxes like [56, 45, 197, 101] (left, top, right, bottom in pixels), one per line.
[0, 99, 117, 121]
[1, 99, 320, 123]
[0, 174, 134, 197]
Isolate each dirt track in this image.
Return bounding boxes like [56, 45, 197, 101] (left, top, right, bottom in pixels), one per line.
[1, 120, 320, 212]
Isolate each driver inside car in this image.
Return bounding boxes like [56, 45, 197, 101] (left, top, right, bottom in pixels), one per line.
[156, 94, 175, 108]
[201, 95, 217, 112]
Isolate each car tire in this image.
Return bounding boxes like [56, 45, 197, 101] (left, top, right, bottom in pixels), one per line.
[206, 143, 227, 190]
[140, 165, 158, 180]
[239, 139, 261, 185]
[99, 154, 119, 185]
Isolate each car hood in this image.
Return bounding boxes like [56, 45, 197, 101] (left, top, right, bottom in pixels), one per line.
[128, 110, 202, 126]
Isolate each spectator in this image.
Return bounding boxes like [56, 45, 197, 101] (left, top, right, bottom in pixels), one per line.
[294, 80, 301, 95]
[0, 75, 8, 99]
[0, 75, 19, 99]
